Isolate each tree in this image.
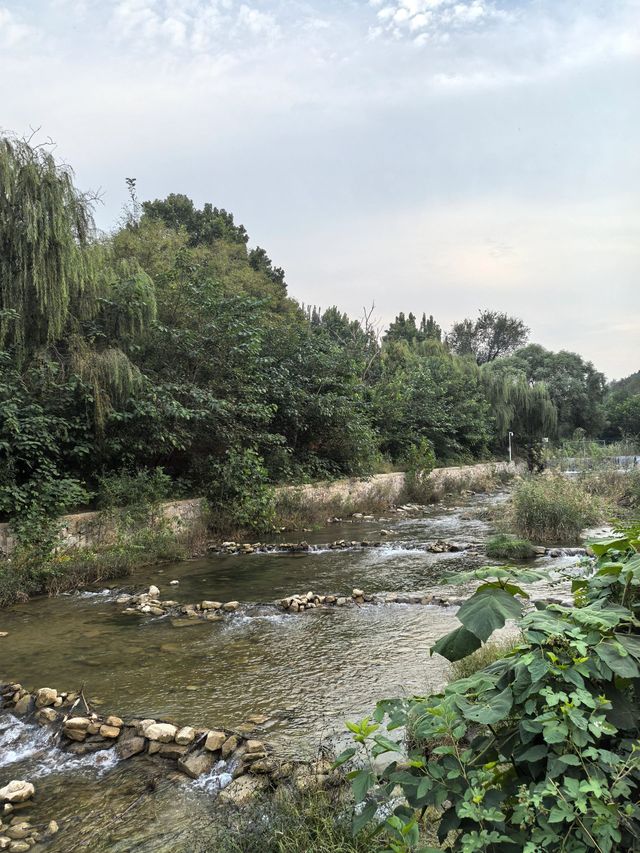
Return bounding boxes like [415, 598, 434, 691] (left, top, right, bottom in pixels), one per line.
[499, 344, 605, 437]
[0, 136, 95, 359]
[447, 310, 529, 364]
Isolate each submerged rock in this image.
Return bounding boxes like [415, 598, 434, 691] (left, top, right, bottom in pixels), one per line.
[218, 774, 269, 806]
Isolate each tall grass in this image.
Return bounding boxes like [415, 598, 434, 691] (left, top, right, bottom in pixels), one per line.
[195, 790, 383, 853]
[486, 534, 537, 560]
[0, 527, 187, 608]
[511, 475, 602, 544]
[273, 479, 398, 530]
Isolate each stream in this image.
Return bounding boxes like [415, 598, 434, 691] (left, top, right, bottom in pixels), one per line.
[0, 491, 583, 851]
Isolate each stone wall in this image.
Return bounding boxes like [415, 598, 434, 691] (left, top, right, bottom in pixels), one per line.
[0, 461, 519, 557]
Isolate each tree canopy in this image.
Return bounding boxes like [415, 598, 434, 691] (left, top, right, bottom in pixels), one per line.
[0, 134, 618, 530]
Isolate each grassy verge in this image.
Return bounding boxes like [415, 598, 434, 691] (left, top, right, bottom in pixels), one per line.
[0, 527, 187, 608]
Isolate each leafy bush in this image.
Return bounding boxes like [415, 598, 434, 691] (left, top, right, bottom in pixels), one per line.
[96, 467, 172, 517]
[205, 447, 276, 535]
[340, 529, 640, 852]
[512, 474, 602, 543]
[485, 534, 537, 560]
[402, 439, 437, 503]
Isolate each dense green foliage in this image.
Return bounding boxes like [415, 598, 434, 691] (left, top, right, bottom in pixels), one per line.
[341, 529, 640, 852]
[0, 136, 625, 538]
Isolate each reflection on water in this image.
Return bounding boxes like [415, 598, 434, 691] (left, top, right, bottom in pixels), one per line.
[0, 490, 583, 851]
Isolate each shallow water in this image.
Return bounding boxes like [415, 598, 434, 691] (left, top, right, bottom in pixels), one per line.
[0, 490, 583, 851]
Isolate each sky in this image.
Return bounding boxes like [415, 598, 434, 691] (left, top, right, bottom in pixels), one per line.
[1, 0, 639, 379]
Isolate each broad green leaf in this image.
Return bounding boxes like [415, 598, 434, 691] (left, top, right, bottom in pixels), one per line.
[352, 801, 377, 835]
[589, 537, 630, 557]
[595, 641, 640, 678]
[431, 626, 482, 662]
[456, 686, 513, 725]
[457, 588, 524, 642]
[332, 747, 356, 768]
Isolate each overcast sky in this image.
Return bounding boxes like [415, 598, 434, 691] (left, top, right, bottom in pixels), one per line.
[1, 0, 639, 378]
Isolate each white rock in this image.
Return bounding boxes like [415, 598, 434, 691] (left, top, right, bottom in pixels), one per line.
[148, 585, 160, 598]
[0, 782, 35, 804]
[175, 726, 196, 745]
[169, 580, 180, 585]
[144, 723, 178, 742]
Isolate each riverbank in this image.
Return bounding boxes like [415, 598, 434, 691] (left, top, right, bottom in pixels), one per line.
[0, 462, 519, 608]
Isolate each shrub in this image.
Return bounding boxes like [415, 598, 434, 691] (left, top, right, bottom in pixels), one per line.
[96, 467, 172, 519]
[205, 448, 276, 536]
[485, 533, 537, 560]
[511, 474, 602, 543]
[402, 439, 437, 503]
[340, 530, 640, 852]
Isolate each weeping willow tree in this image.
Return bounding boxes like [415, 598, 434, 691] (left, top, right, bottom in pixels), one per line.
[0, 135, 100, 358]
[483, 368, 558, 470]
[0, 134, 156, 429]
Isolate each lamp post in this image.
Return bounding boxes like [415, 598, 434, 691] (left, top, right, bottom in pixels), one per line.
[508, 431, 514, 464]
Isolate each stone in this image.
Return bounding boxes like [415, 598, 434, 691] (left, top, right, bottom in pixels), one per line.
[204, 730, 226, 752]
[34, 687, 57, 708]
[35, 708, 58, 724]
[8, 842, 30, 852]
[351, 589, 364, 599]
[248, 758, 275, 774]
[175, 726, 196, 745]
[147, 741, 162, 755]
[144, 723, 177, 743]
[247, 714, 270, 725]
[105, 715, 123, 728]
[244, 739, 265, 754]
[5, 826, 29, 840]
[221, 734, 240, 758]
[86, 722, 101, 735]
[0, 632, 8, 638]
[169, 580, 180, 585]
[64, 716, 90, 731]
[177, 750, 216, 780]
[116, 736, 145, 760]
[158, 743, 188, 760]
[46, 821, 58, 836]
[12, 697, 31, 716]
[0, 783, 34, 805]
[148, 585, 160, 598]
[223, 601, 239, 612]
[99, 725, 121, 739]
[0, 839, 9, 851]
[218, 774, 269, 806]
[200, 601, 222, 610]
[137, 719, 156, 736]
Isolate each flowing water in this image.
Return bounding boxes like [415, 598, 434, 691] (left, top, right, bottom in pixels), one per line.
[0, 491, 583, 851]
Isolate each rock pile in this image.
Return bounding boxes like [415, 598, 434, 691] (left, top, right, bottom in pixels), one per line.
[0, 682, 343, 810]
[208, 538, 477, 555]
[278, 588, 371, 612]
[0, 781, 58, 851]
[116, 587, 240, 620]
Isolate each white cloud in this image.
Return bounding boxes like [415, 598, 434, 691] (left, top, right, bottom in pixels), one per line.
[370, 0, 509, 40]
[109, 0, 280, 53]
[0, 6, 35, 47]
